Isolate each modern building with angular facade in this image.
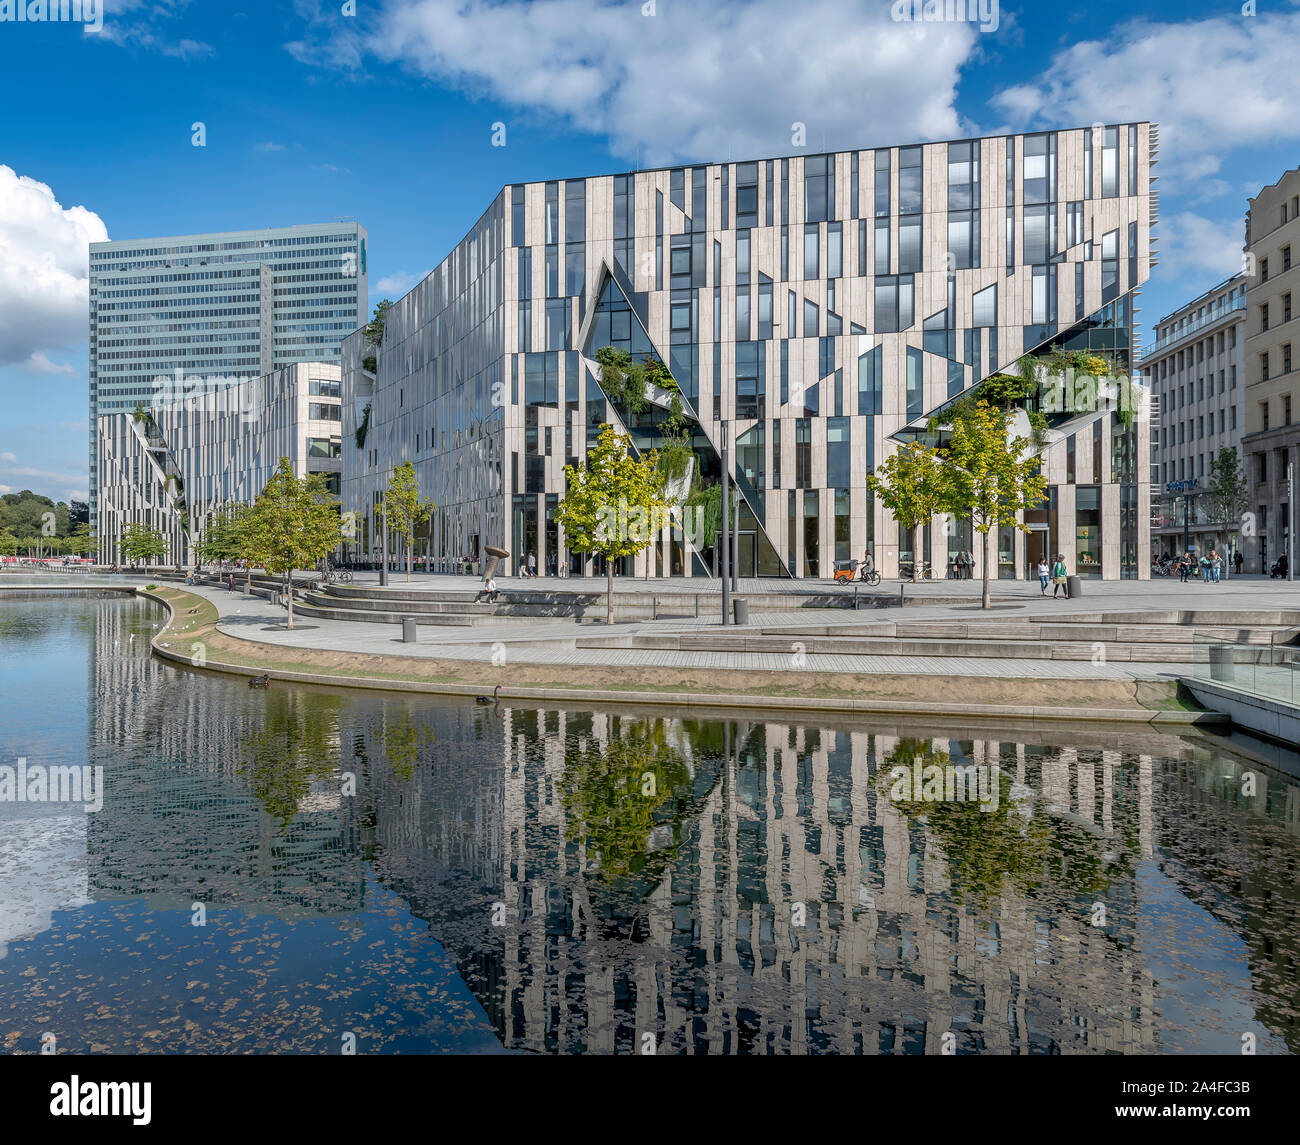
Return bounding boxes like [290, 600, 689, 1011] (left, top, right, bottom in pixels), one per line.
[96, 362, 342, 566]
[342, 125, 1154, 580]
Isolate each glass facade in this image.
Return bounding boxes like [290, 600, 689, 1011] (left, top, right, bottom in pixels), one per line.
[342, 126, 1151, 579]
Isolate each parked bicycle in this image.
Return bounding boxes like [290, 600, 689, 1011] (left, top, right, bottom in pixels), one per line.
[898, 560, 933, 580]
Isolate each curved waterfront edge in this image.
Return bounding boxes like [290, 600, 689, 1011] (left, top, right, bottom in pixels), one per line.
[126, 585, 1228, 728]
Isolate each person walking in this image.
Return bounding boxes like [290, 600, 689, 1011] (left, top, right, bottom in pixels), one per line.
[1178, 551, 1192, 584]
[1234, 549, 1244, 575]
[1037, 557, 1050, 595]
[1051, 553, 1069, 598]
[1210, 549, 1222, 583]
[1199, 552, 1211, 584]
[527, 551, 537, 579]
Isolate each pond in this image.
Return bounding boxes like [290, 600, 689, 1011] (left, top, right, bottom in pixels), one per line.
[1, 593, 1296, 1054]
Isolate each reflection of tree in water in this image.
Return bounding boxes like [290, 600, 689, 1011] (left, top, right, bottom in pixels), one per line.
[381, 711, 435, 783]
[238, 691, 341, 827]
[561, 718, 693, 885]
[879, 739, 1134, 911]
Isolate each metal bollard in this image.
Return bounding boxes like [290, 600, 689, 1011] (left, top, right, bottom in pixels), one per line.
[401, 617, 418, 643]
[733, 597, 749, 625]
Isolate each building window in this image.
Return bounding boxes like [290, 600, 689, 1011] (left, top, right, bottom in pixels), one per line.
[803, 224, 819, 279]
[564, 179, 586, 243]
[906, 346, 923, 418]
[1261, 353, 1271, 382]
[805, 154, 831, 223]
[1286, 394, 1294, 425]
[511, 184, 525, 247]
[1101, 127, 1118, 198]
[875, 275, 914, 333]
[826, 222, 842, 279]
[736, 162, 758, 229]
[1261, 399, 1270, 430]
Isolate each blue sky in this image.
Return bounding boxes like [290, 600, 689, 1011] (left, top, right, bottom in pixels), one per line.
[2, 0, 1299, 504]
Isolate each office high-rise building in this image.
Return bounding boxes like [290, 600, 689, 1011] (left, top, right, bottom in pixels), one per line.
[88, 222, 367, 523]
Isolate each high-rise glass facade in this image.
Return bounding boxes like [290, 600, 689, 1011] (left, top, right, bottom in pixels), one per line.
[89, 222, 367, 525]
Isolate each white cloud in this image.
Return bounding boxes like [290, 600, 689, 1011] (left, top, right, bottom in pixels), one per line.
[374, 271, 426, 296]
[23, 351, 78, 376]
[1154, 211, 1246, 284]
[95, 0, 213, 58]
[288, 0, 981, 164]
[254, 141, 287, 153]
[992, 10, 1300, 186]
[0, 453, 16, 464]
[0, 165, 108, 370]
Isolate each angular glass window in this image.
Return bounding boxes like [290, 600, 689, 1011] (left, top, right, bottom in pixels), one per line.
[804, 224, 819, 279]
[972, 283, 997, 327]
[805, 154, 829, 223]
[827, 222, 842, 279]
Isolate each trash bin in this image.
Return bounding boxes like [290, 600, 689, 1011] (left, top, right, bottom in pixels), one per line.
[242, 582, 250, 595]
[1209, 644, 1234, 682]
[733, 598, 749, 625]
[1066, 575, 1082, 598]
[269, 590, 280, 608]
[401, 617, 418, 643]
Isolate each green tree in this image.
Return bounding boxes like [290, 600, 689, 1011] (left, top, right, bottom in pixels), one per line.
[941, 400, 1048, 609]
[0, 531, 19, 556]
[1207, 446, 1248, 576]
[120, 521, 168, 567]
[195, 503, 255, 584]
[382, 460, 436, 581]
[866, 441, 947, 582]
[242, 458, 341, 629]
[68, 521, 94, 557]
[555, 424, 665, 624]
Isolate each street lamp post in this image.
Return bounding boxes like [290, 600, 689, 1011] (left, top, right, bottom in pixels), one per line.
[380, 508, 389, 588]
[721, 419, 730, 625]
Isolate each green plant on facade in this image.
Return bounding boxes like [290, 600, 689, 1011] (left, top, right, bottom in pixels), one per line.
[355, 403, 372, 449]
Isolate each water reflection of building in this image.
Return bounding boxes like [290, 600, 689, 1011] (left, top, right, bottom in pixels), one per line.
[85, 596, 364, 919]
[1152, 746, 1300, 1052]
[365, 705, 1177, 1054]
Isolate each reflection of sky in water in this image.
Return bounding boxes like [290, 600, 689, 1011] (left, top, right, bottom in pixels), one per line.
[1136, 862, 1285, 1055]
[1, 594, 1297, 1055]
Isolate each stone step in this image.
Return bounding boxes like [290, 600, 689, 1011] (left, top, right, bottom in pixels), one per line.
[576, 632, 1198, 662]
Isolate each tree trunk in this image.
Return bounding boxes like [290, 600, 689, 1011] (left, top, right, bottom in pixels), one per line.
[407, 535, 412, 582]
[981, 529, 991, 610]
[284, 571, 294, 629]
[606, 558, 614, 624]
[912, 524, 922, 583]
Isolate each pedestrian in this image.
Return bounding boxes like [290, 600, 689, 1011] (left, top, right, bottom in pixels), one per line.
[1037, 557, 1050, 595]
[1234, 549, 1244, 575]
[966, 551, 975, 579]
[1210, 549, 1222, 583]
[527, 551, 537, 578]
[1051, 553, 1069, 598]
[951, 552, 963, 580]
[1178, 552, 1192, 584]
[1199, 552, 1211, 583]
